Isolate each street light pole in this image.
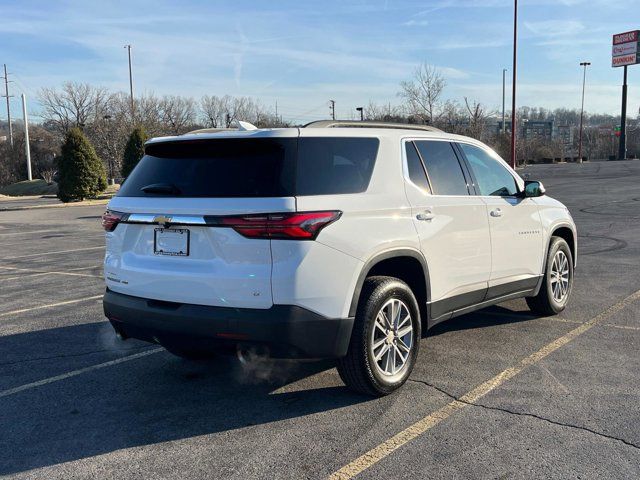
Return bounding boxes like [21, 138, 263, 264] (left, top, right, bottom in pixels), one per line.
[502, 68, 507, 134]
[124, 44, 135, 120]
[510, 0, 518, 169]
[577, 61, 591, 164]
[356, 107, 364, 121]
[618, 65, 628, 160]
[21, 94, 31, 181]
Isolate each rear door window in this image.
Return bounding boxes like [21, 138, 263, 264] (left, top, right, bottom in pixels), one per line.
[414, 141, 469, 196]
[295, 137, 379, 195]
[405, 141, 431, 193]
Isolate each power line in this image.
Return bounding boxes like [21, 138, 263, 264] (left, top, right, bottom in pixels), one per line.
[1, 64, 14, 147]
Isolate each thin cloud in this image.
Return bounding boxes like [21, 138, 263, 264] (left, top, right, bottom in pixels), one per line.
[403, 19, 429, 27]
[524, 20, 585, 37]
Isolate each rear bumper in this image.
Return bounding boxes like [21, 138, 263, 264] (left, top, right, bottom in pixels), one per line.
[103, 290, 354, 359]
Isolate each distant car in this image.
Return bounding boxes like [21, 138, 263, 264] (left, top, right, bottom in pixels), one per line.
[102, 120, 577, 396]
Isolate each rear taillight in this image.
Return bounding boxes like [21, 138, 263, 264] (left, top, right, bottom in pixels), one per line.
[210, 211, 341, 240]
[102, 210, 126, 232]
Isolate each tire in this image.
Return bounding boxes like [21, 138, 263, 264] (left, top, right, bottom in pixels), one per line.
[526, 236, 574, 316]
[337, 276, 421, 396]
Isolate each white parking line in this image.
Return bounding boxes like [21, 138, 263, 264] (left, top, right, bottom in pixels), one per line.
[0, 295, 103, 317]
[0, 245, 104, 261]
[0, 229, 60, 237]
[0, 266, 102, 280]
[0, 348, 163, 398]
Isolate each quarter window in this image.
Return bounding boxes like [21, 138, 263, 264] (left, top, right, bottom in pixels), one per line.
[405, 141, 431, 193]
[459, 143, 518, 196]
[414, 141, 469, 196]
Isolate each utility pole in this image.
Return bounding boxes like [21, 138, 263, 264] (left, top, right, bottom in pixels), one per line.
[618, 65, 628, 160]
[329, 100, 335, 120]
[502, 68, 507, 134]
[577, 61, 591, 164]
[2, 64, 14, 147]
[510, 0, 518, 169]
[124, 45, 135, 120]
[21, 94, 32, 181]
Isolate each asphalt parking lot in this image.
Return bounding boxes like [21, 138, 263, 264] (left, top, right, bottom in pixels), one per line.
[1, 160, 639, 479]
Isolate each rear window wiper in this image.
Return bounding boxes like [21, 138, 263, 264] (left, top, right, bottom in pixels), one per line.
[141, 183, 182, 195]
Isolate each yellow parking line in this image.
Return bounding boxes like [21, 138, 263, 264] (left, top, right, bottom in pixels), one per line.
[329, 289, 640, 480]
[543, 316, 640, 332]
[0, 295, 103, 318]
[603, 323, 640, 331]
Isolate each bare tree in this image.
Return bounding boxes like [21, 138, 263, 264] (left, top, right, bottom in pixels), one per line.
[86, 100, 130, 179]
[159, 95, 197, 135]
[436, 100, 464, 133]
[363, 101, 404, 122]
[38, 82, 110, 135]
[200, 95, 231, 128]
[398, 64, 446, 124]
[463, 97, 491, 140]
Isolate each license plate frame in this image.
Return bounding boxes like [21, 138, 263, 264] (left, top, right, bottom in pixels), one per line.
[153, 228, 190, 256]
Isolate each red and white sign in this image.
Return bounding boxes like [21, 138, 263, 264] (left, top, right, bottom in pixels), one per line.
[613, 30, 638, 45]
[612, 42, 638, 57]
[612, 53, 637, 67]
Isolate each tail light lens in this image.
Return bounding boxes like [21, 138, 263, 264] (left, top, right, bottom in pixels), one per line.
[102, 210, 126, 232]
[209, 211, 341, 240]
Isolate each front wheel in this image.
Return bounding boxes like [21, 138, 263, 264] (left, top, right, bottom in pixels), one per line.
[337, 276, 421, 396]
[526, 236, 574, 316]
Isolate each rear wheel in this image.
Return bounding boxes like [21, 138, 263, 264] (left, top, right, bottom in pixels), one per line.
[337, 276, 421, 396]
[526, 236, 574, 316]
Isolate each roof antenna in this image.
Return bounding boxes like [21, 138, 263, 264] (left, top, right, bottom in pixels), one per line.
[237, 120, 258, 131]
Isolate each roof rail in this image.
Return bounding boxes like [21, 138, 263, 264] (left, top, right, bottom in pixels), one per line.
[186, 128, 234, 135]
[303, 120, 442, 132]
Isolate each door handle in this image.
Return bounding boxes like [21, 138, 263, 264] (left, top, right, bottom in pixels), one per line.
[416, 210, 434, 221]
[490, 208, 503, 218]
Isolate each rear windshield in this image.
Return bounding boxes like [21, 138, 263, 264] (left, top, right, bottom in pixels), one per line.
[117, 137, 379, 198]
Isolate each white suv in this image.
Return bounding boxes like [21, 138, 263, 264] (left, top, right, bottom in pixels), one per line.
[102, 121, 577, 396]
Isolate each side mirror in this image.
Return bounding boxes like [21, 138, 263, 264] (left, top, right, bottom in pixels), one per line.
[522, 180, 546, 198]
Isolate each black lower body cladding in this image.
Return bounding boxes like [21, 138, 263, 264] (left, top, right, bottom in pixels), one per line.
[103, 289, 354, 359]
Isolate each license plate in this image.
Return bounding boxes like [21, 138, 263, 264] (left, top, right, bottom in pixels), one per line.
[154, 228, 190, 256]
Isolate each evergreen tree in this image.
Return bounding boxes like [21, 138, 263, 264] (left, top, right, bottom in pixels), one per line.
[121, 127, 148, 178]
[57, 128, 107, 202]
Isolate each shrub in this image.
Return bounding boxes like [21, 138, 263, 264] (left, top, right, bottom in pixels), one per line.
[57, 127, 107, 202]
[121, 127, 148, 178]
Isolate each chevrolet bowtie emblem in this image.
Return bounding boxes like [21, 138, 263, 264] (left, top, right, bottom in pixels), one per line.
[153, 215, 173, 227]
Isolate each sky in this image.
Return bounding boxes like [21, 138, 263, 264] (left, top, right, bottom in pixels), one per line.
[1, 0, 639, 123]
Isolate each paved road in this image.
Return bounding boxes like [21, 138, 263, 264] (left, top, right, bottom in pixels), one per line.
[0, 196, 62, 211]
[1, 160, 639, 479]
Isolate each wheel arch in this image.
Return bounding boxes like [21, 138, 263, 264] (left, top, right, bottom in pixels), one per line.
[533, 223, 577, 297]
[550, 224, 577, 267]
[349, 249, 431, 321]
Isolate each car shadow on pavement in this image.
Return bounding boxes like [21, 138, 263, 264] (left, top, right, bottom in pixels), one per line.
[425, 305, 536, 338]
[0, 321, 368, 475]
